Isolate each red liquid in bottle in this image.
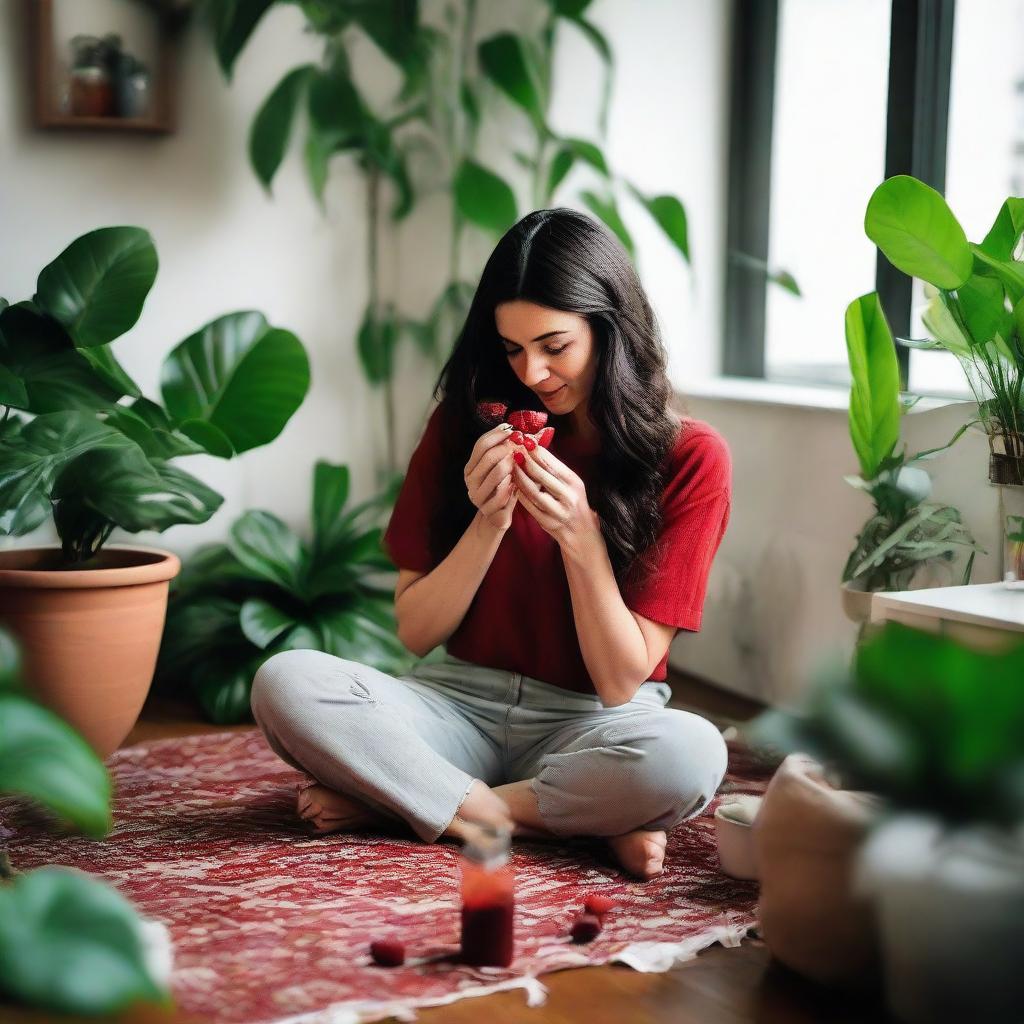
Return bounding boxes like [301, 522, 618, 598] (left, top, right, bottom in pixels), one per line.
[458, 826, 514, 967]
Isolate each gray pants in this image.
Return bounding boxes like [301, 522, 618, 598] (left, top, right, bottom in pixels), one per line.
[251, 651, 728, 844]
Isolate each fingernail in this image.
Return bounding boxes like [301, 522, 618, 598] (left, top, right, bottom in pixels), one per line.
[513, 451, 526, 467]
[523, 436, 537, 451]
[510, 430, 524, 446]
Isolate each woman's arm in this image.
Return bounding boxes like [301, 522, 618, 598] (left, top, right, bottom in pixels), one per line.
[395, 512, 508, 657]
[561, 531, 657, 706]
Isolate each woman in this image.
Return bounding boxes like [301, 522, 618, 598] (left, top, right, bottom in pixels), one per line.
[251, 208, 731, 879]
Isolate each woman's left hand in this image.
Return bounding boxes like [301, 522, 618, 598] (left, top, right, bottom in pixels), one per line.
[513, 443, 602, 554]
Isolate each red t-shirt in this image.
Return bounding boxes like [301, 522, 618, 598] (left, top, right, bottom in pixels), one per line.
[382, 407, 731, 695]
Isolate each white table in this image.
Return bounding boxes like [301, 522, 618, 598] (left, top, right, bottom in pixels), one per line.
[870, 583, 1024, 652]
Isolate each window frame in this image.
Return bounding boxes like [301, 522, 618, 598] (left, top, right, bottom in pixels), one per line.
[722, 0, 956, 389]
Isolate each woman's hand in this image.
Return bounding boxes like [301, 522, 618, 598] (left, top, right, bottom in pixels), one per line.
[512, 443, 602, 554]
[464, 423, 519, 532]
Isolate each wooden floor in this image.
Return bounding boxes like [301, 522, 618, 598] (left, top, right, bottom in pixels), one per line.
[5, 673, 891, 1024]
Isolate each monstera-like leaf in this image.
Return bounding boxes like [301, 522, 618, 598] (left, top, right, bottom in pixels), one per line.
[161, 311, 310, 455]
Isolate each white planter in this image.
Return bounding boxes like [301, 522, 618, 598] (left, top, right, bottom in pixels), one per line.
[856, 816, 1024, 1023]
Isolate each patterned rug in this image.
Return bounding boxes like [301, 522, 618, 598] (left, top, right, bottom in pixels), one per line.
[2, 730, 773, 1024]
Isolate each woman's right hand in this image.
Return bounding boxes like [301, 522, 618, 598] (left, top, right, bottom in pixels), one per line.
[465, 423, 518, 532]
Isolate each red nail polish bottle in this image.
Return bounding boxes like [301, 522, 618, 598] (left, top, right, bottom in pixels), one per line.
[459, 824, 515, 968]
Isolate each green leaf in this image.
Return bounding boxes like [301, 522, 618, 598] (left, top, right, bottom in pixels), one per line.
[627, 185, 689, 264]
[460, 78, 480, 132]
[454, 159, 518, 237]
[478, 33, 546, 128]
[564, 137, 610, 177]
[52, 449, 223, 534]
[312, 461, 350, 548]
[207, 0, 277, 79]
[845, 293, 900, 480]
[0, 412, 132, 537]
[179, 418, 235, 458]
[0, 693, 111, 836]
[161, 311, 310, 455]
[580, 191, 634, 257]
[921, 287, 972, 357]
[0, 868, 167, 1015]
[158, 595, 246, 682]
[304, 128, 332, 204]
[78, 344, 142, 399]
[307, 60, 366, 146]
[102, 405, 205, 460]
[550, 0, 593, 16]
[865, 175, 972, 290]
[0, 303, 122, 413]
[979, 197, 1024, 261]
[364, 118, 414, 220]
[357, 305, 399, 385]
[0, 363, 28, 408]
[970, 245, 1024, 306]
[957, 273, 1012, 345]
[193, 661, 256, 724]
[250, 64, 314, 191]
[34, 227, 158, 348]
[0, 625, 23, 691]
[239, 597, 297, 649]
[228, 509, 307, 596]
[547, 148, 574, 197]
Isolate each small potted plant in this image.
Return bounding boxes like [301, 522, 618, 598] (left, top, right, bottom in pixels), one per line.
[157, 461, 431, 723]
[864, 176, 1024, 586]
[840, 292, 981, 629]
[0, 226, 310, 755]
[747, 623, 1024, 1023]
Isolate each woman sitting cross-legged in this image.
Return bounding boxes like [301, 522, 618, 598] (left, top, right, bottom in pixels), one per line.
[251, 208, 731, 880]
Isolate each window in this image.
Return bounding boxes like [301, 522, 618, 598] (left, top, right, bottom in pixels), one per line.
[725, 0, 1021, 398]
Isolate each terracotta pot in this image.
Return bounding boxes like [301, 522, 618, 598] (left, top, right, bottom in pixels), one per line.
[0, 546, 180, 759]
[840, 580, 874, 625]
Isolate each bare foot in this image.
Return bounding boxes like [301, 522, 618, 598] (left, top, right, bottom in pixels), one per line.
[296, 785, 381, 834]
[607, 829, 668, 879]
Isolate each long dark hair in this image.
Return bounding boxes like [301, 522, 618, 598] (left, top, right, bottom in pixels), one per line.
[428, 208, 681, 588]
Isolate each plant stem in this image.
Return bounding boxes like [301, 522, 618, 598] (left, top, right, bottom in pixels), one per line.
[367, 166, 396, 475]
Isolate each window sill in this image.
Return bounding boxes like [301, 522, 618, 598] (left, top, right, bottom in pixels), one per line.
[678, 376, 969, 415]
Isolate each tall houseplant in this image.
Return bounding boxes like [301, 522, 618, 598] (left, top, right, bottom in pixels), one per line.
[206, 0, 693, 479]
[747, 623, 1024, 1023]
[864, 175, 1024, 584]
[840, 292, 981, 626]
[0, 226, 310, 753]
[157, 461, 426, 723]
[0, 627, 171, 1016]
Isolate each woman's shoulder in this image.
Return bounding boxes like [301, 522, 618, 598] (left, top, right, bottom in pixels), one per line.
[663, 418, 732, 501]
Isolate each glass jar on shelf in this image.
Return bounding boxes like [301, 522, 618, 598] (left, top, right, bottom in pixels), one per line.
[68, 34, 114, 117]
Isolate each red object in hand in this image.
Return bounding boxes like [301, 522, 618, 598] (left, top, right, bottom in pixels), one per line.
[507, 409, 548, 434]
[537, 427, 555, 448]
[510, 430, 524, 446]
[522, 436, 537, 452]
[583, 894, 618, 918]
[570, 913, 602, 943]
[513, 451, 526, 467]
[370, 938, 405, 966]
[477, 400, 509, 426]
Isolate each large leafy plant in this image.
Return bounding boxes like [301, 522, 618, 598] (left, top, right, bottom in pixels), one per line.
[207, 0, 694, 478]
[158, 460, 428, 723]
[841, 292, 981, 594]
[0, 627, 170, 1015]
[0, 227, 310, 564]
[865, 176, 1024, 484]
[746, 622, 1024, 829]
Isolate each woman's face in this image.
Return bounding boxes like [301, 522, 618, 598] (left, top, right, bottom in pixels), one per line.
[494, 300, 598, 417]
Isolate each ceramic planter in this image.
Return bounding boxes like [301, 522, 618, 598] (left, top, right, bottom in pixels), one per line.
[857, 815, 1024, 1023]
[840, 579, 874, 625]
[0, 546, 180, 758]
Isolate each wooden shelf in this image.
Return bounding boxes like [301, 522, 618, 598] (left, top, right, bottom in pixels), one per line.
[28, 0, 183, 135]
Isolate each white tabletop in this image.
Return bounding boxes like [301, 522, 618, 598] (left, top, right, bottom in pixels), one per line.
[870, 583, 1024, 632]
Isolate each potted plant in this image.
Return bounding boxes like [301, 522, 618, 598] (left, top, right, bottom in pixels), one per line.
[157, 460, 431, 723]
[0, 626, 172, 1015]
[840, 292, 981, 628]
[864, 176, 1024, 586]
[0, 226, 310, 755]
[747, 623, 1024, 1023]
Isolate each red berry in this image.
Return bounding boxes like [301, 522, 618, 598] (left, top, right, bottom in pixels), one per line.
[537, 427, 555, 448]
[570, 914, 602, 943]
[583, 894, 618, 918]
[522, 435, 537, 451]
[476, 400, 509, 427]
[370, 938, 405, 966]
[513, 451, 526, 467]
[507, 410, 548, 434]
[510, 430, 524, 446]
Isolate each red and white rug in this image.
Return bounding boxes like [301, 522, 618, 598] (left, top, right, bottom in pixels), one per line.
[3, 730, 772, 1023]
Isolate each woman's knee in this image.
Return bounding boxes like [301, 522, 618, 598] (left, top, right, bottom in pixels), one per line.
[250, 649, 360, 722]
